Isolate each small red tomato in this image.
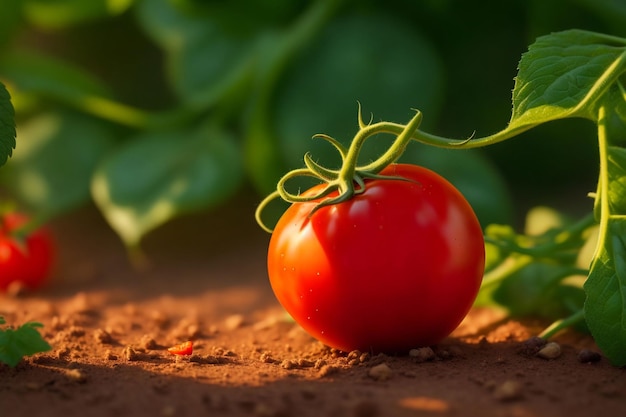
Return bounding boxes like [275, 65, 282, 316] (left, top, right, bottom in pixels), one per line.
[267, 164, 485, 354]
[0, 212, 55, 292]
[167, 341, 193, 356]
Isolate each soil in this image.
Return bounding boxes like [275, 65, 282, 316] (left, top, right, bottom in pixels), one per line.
[1, 199, 625, 417]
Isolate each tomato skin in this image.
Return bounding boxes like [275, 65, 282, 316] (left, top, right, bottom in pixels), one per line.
[267, 164, 485, 353]
[0, 213, 55, 292]
[167, 341, 193, 356]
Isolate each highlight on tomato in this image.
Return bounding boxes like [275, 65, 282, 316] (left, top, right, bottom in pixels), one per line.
[256, 110, 485, 354]
[0, 211, 55, 292]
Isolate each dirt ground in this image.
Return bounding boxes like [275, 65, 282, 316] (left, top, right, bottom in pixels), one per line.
[1, 198, 625, 417]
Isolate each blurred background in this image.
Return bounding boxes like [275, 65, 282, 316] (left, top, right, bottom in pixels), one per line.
[0, 0, 624, 252]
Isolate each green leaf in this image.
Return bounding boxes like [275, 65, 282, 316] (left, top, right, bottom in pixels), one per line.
[0, 51, 111, 105]
[135, 0, 254, 107]
[0, 81, 16, 167]
[22, 0, 134, 28]
[584, 218, 626, 366]
[0, 0, 22, 50]
[0, 321, 51, 368]
[91, 123, 242, 248]
[509, 29, 626, 131]
[248, 12, 444, 194]
[0, 110, 117, 215]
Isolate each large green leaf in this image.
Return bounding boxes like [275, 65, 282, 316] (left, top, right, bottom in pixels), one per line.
[91, 123, 242, 248]
[248, 12, 444, 195]
[584, 217, 626, 366]
[509, 30, 626, 131]
[0, 110, 116, 215]
[135, 0, 254, 107]
[0, 82, 16, 167]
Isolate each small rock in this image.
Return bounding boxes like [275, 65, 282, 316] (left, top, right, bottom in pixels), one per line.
[64, 368, 87, 383]
[280, 359, 296, 369]
[493, 380, 523, 401]
[104, 350, 118, 361]
[123, 346, 140, 361]
[260, 352, 278, 364]
[520, 336, 547, 356]
[537, 342, 561, 360]
[318, 364, 340, 378]
[409, 347, 436, 363]
[368, 363, 393, 381]
[578, 349, 602, 363]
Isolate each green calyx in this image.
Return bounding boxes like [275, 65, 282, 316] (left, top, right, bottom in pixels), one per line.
[255, 106, 429, 233]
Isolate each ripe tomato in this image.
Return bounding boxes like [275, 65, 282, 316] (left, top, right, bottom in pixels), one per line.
[267, 163, 485, 353]
[0, 213, 55, 292]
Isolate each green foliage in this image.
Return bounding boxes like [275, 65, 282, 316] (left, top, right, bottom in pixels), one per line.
[92, 122, 242, 249]
[0, 316, 51, 368]
[1, 0, 524, 248]
[459, 30, 626, 366]
[0, 110, 117, 217]
[0, 82, 16, 167]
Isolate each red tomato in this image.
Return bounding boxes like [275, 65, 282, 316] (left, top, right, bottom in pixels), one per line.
[0, 213, 55, 292]
[267, 164, 485, 353]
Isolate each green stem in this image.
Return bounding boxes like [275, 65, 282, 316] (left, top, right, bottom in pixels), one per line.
[594, 104, 611, 258]
[539, 309, 586, 339]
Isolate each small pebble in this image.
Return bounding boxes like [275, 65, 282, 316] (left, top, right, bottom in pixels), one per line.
[280, 359, 297, 369]
[578, 349, 602, 363]
[64, 368, 87, 383]
[368, 363, 393, 381]
[537, 342, 561, 359]
[123, 346, 140, 361]
[409, 347, 435, 363]
[318, 364, 340, 378]
[520, 336, 547, 356]
[104, 350, 118, 361]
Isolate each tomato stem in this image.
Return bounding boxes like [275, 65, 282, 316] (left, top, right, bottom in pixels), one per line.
[255, 107, 424, 232]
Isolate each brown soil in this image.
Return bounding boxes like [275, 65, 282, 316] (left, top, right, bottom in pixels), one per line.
[1, 200, 625, 417]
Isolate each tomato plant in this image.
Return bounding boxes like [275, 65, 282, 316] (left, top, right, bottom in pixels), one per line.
[0, 212, 55, 292]
[268, 164, 484, 353]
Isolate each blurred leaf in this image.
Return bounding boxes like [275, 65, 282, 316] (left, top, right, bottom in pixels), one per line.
[0, 51, 111, 105]
[250, 13, 444, 194]
[0, 82, 16, 167]
[0, 0, 22, 50]
[171, 0, 299, 36]
[22, 0, 133, 28]
[0, 110, 116, 215]
[91, 123, 243, 248]
[492, 262, 586, 319]
[135, 0, 254, 107]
